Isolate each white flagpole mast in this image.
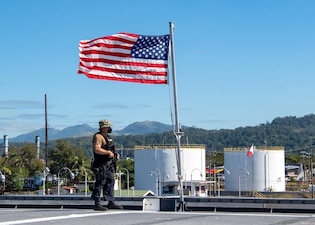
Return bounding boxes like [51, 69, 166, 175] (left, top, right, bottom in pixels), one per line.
[169, 22, 186, 211]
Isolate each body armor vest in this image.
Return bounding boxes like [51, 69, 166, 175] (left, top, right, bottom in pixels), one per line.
[93, 132, 115, 167]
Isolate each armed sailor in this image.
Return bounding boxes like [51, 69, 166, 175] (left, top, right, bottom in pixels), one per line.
[91, 119, 123, 210]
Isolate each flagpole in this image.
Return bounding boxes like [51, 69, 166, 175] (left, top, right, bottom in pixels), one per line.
[169, 22, 186, 211]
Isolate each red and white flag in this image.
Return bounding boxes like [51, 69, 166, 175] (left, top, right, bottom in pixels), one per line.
[247, 145, 254, 157]
[78, 33, 170, 84]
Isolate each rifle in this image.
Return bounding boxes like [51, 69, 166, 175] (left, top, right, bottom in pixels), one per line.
[110, 144, 118, 173]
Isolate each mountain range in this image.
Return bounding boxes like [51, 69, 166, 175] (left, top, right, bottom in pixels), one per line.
[3, 114, 315, 153]
[2, 121, 173, 143]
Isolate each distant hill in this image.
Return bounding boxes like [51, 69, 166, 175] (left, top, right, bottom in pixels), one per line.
[3, 121, 173, 143]
[3, 115, 315, 156]
[62, 114, 315, 156]
[117, 121, 172, 135]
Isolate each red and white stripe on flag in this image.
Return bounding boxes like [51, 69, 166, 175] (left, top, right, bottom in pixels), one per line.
[247, 145, 254, 157]
[78, 32, 170, 84]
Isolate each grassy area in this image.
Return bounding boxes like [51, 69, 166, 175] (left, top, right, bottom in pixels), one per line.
[114, 189, 149, 197]
[286, 181, 309, 192]
[255, 182, 313, 198]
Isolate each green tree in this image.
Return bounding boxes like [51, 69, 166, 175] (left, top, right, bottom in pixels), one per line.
[117, 158, 134, 188]
[49, 140, 91, 180]
[20, 144, 45, 176]
[3, 144, 45, 190]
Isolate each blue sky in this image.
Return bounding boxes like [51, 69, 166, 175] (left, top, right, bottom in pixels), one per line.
[1, 1, 314, 138]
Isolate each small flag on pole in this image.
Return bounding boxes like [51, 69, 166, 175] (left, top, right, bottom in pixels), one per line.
[78, 32, 170, 84]
[247, 145, 254, 157]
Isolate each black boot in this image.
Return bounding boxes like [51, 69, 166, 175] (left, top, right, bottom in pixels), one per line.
[107, 201, 123, 209]
[94, 202, 108, 211]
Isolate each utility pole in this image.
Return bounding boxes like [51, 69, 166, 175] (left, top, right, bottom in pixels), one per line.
[310, 146, 314, 198]
[45, 94, 48, 194]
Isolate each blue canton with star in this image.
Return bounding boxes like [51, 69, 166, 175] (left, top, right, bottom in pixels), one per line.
[131, 35, 170, 60]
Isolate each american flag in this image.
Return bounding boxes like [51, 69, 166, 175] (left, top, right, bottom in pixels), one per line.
[78, 33, 170, 84]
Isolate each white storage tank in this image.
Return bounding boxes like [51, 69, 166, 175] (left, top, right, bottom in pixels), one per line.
[134, 145, 206, 196]
[224, 146, 285, 192]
